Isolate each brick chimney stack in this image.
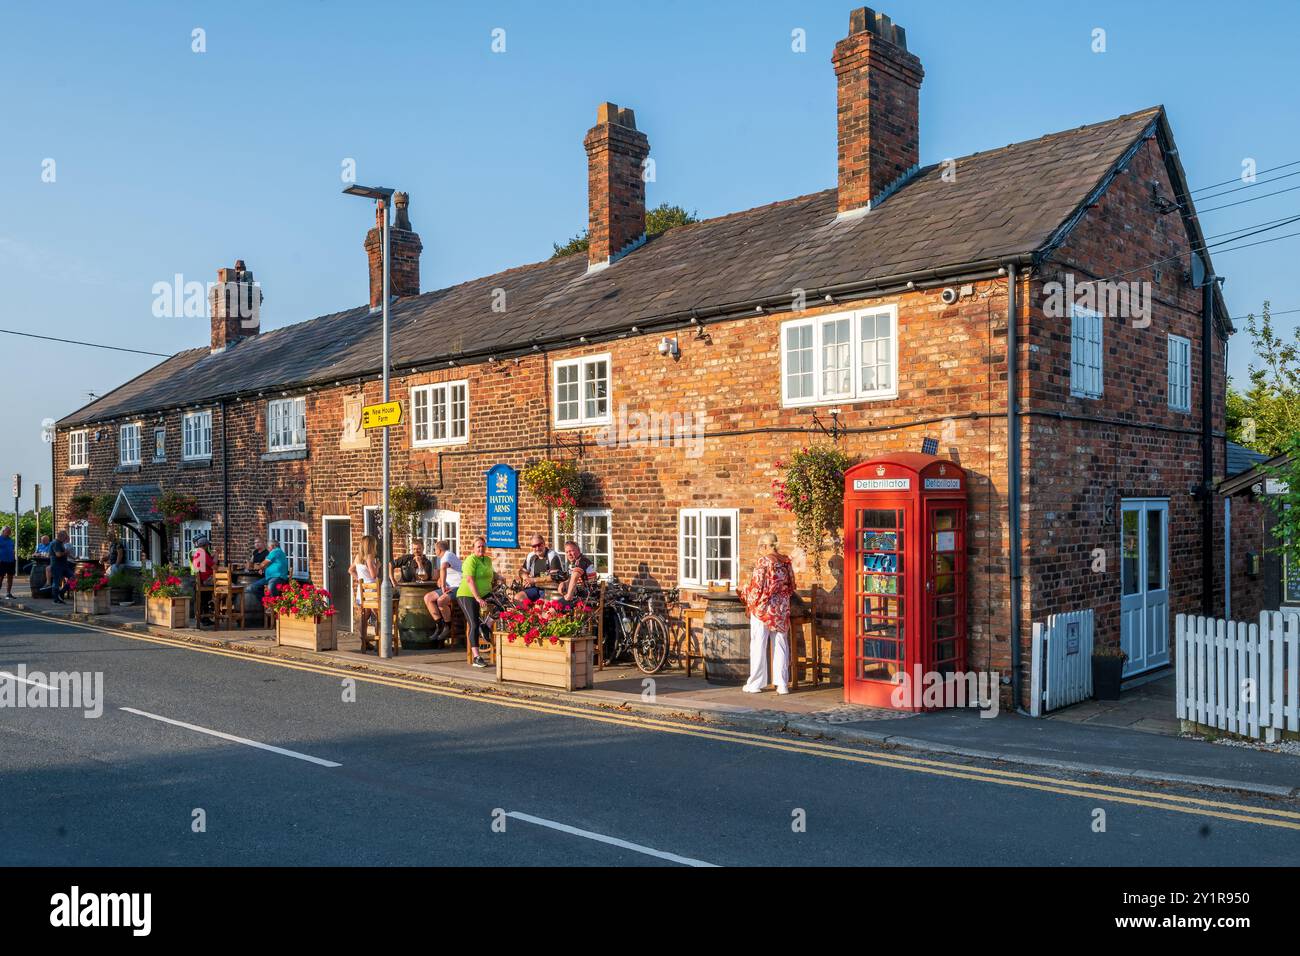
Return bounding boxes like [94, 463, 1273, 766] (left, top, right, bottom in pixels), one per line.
[833, 7, 924, 218]
[584, 102, 650, 270]
[208, 259, 262, 354]
[365, 191, 423, 311]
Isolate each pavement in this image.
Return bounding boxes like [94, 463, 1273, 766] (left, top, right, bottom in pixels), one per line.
[7, 586, 1299, 800]
[4, 609, 1300, 866]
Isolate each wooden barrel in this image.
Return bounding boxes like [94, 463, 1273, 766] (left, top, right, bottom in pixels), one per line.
[702, 591, 750, 685]
[397, 582, 441, 648]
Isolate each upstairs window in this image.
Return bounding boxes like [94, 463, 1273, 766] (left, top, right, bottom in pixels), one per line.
[781, 306, 897, 407]
[411, 381, 469, 447]
[69, 430, 89, 470]
[554, 354, 611, 427]
[1070, 305, 1104, 399]
[183, 410, 212, 459]
[1167, 334, 1191, 413]
[119, 423, 141, 466]
[267, 397, 307, 452]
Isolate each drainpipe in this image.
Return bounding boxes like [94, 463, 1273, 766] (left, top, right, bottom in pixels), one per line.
[221, 398, 230, 562]
[1200, 271, 1216, 616]
[1006, 263, 1024, 711]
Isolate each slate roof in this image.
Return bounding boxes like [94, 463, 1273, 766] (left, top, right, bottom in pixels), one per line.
[109, 484, 164, 525]
[60, 107, 1168, 428]
[1226, 441, 1271, 478]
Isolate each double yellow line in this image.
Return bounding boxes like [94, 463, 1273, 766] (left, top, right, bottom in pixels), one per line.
[7, 606, 1300, 832]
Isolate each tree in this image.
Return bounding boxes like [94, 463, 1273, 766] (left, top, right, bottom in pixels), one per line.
[1225, 301, 1300, 456]
[551, 203, 698, 259]
[1230, 301, 1300, 576]
[7, 506, 53, 560]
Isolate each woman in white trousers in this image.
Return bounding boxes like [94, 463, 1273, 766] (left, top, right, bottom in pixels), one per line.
[740, 532, 797, 695]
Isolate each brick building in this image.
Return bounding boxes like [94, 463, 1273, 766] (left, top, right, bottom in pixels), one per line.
[52, 7, 1261, 707]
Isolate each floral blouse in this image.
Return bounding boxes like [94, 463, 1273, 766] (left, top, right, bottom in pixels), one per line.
[741, 552, 797, 633]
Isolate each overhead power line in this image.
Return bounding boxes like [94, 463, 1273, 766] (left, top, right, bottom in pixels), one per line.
[0, 328, 170, 357]
[1190, 158, 1300, 195]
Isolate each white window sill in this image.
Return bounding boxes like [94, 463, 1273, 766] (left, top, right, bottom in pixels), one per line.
[553, 418, 612, 430]
[782, 391, 898, 410]
[412, 436, 470, 449]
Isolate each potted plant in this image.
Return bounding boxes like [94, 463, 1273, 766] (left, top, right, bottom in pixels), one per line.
[1091, 645, 1127, 701]
[495, 597, 597, 690]
[145, 569, 191, 628]
[72, 565, 111, 615]
[266, 580, 338, 651]
[108, 569, 139, 606]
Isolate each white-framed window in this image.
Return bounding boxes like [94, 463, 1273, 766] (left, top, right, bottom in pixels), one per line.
[1167, 334, 1191, 413]
[68, 430, 89, 470]
[183, 410, 213, 459]
[678, 508, 740, 588]
[363, 506, 383, 540]
[267, 397, 307, 452]
[68, 521, 88, 560]
[417, 509, 460, 553]
[554, 509, 612, 578]
[1070, 305, 1104, 399]
[153, 427, 166, 462]
[181, 520, 212, 561]
[269, 520, 309, 579]
[554, 354, 611, 427]
[781, 306, 897, 407]
[117, 525, 142, 567]
[119, 423, 141, 465]
[410, 381, 469, 447]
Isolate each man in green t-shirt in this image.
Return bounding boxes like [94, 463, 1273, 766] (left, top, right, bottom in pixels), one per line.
[456, 536, 495, 668]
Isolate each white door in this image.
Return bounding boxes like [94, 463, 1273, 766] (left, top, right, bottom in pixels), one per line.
[1119, 499, 1170, 676]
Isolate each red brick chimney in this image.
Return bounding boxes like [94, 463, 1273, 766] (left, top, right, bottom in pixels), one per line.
[208, 260, 261, 354]
[833, 7, 924, 218]
[584, 102, 650, 270]
[364, 191, 422, 310]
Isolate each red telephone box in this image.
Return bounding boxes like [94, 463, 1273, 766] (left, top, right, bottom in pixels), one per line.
[842, 453, 968, 710]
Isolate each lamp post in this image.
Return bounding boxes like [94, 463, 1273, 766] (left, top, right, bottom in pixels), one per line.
[344, 183, 396, 658]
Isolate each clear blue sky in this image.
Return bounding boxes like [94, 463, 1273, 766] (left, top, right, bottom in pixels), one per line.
[2, 0, 1298, 503]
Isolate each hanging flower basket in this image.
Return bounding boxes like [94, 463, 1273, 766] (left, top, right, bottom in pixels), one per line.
[520, 460, 585, 539]
[154, 491, 202, 527]
[772, 445, 853, 575]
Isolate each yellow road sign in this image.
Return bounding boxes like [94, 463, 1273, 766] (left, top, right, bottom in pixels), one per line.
[361, 401, 402, 430]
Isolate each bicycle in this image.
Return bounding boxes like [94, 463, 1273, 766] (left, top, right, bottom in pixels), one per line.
[602, 580, 675, 674]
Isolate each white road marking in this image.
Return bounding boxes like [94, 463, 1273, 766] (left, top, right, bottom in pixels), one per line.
[505, 811, 719, 867]
[0, 670, 56, 691]
[119, 707, 341, 768]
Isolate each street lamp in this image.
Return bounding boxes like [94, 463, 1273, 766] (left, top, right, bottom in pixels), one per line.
[343, 183, 396, 658]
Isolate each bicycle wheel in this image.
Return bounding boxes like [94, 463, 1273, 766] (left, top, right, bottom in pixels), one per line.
[632, 614, 669, 674]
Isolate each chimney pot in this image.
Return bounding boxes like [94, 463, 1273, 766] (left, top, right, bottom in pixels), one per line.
[584, 102, 651, 270]
[834, 7, 923, 217]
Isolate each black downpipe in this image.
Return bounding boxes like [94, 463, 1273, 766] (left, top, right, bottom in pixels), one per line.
[221, 398, 230, 562]
[1006, 264, 1023, 710]
[1201, 273, 1215, 615]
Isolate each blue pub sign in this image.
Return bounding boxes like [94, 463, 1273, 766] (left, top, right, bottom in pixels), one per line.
[485, 464, 519, 549]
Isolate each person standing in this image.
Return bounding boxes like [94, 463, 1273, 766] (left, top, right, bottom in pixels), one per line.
[49, 530, 74, 604]
[0, 526, 16, 600]
[456, 536, 495, 668]
[351, 535, 380, 650]
[739, 532, 797, 695]
[423, 539, 462, 643]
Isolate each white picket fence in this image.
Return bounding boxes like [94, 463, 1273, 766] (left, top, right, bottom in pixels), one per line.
[1176, 611, 1300, 741]
[1029, 609, 1095, 717]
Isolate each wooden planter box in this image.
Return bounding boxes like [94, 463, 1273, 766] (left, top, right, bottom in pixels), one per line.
[496, 634, 595, 691]
[73, 589, 110, 615]
[277, 614, 337, 652]
[146, 596, 191, 628]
